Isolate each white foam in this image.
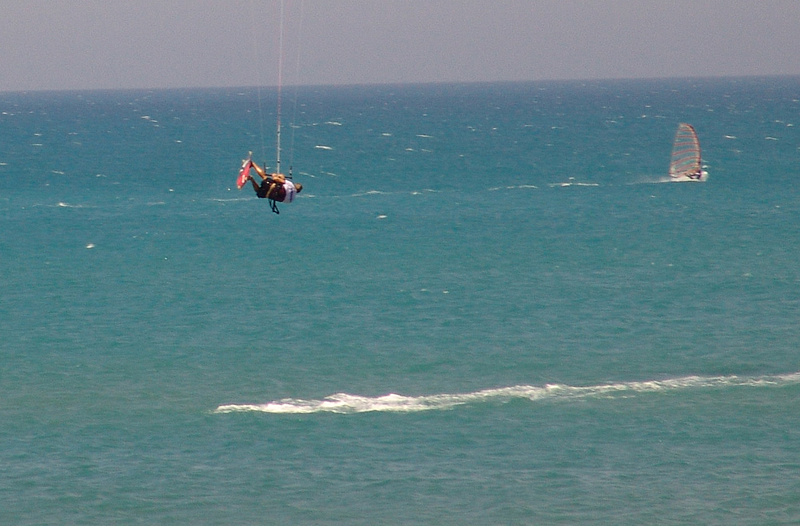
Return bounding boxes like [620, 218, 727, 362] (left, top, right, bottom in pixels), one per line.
[214, 372, 800, 415]
[351, 190, 388, 197]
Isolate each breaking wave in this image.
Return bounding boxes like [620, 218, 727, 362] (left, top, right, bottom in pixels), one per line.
[214, 372, 800, 415]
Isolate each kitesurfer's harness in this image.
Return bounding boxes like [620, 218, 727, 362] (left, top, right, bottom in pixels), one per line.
[267, 166, 293, 215]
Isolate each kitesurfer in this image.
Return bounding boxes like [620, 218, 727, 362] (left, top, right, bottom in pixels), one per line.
[246, 160, 303, 203]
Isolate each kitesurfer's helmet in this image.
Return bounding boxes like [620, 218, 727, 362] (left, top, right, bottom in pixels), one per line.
[295, 183, 303, 193]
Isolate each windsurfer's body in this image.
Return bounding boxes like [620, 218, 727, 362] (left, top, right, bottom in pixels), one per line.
[247, 160, 303, 203]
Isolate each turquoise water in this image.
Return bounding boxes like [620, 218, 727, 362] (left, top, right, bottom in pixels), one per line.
[2, 77, 800, 524]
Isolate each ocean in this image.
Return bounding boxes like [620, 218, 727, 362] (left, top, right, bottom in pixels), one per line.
[2, 77, 799, 524]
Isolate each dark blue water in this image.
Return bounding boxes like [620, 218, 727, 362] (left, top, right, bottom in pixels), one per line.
[2, 77, 800, 524]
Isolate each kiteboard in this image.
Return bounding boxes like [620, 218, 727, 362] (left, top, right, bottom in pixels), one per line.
[236, 157, 253, 189]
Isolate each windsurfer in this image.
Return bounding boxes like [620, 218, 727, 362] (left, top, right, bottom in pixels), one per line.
[246, 160, 303, 203]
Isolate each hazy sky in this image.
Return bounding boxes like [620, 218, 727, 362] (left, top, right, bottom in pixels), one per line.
[2, 0, 800, 92]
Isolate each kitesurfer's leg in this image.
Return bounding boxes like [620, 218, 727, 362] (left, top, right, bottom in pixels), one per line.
[249, 177, 261, 194]
[251, 161, 268, 181]
[266, 182, 278, 200]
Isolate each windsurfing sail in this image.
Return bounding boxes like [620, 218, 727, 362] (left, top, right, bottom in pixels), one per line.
[669, 123, 705, 180]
